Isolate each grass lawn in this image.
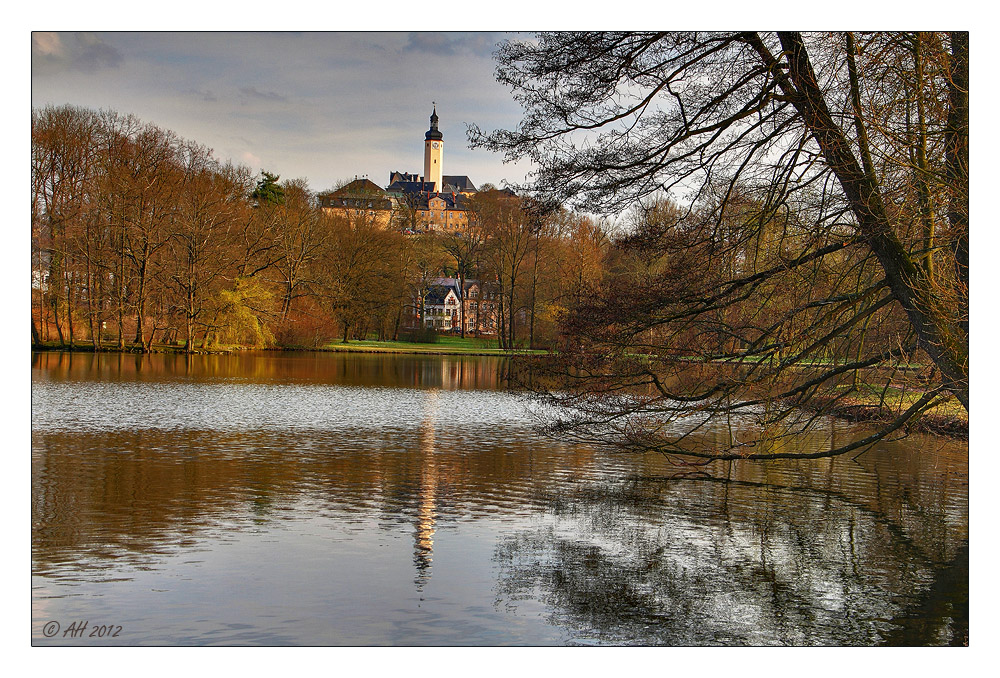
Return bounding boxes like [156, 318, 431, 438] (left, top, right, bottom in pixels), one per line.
[322, 335, 547, 355]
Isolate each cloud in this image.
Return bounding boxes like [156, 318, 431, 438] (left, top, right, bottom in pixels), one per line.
[185, 88, 218, 102]
[32, 32, 64, 57]
[241, 151, 262, 168]
[32, 31, 122, 74]
[31, 32, 68, 74]
[239, 86, 287, 103]
[74, 33, 124, 71]
[403, 32, 503, 58]
[31, 32, 530, 193]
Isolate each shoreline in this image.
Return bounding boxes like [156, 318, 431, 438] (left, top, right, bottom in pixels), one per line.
[799, 396, 968, 441]
[30, 343, 544, 358]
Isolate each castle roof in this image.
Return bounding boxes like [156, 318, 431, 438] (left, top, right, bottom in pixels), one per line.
[319, 178, 392, 210]
[387, 180, 437, 195]
[388, 171, 421, 185]
[328, 178, 386, 197]
[442, 175, 477, 192]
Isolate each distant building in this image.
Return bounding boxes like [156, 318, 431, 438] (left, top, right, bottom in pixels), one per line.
[419, 277, 498, 335]
[345, 107, 482, 234]
[317, 177, 394, 228]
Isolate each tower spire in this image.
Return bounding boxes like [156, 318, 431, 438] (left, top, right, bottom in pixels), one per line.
[425, 104, 442, 141]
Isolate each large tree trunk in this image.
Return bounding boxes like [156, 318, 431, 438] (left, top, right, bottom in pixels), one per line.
[910, 32, 936, 280]
[946, 31, 969, 340]
[764, 32, 969, 410]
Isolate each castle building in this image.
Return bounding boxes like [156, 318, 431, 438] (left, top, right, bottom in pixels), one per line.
[320, 107, 479, 234]
[316, 107, 500, 335]
[317, 177, 394, 228]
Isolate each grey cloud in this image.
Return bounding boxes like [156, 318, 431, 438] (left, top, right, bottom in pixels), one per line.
[185, 88, 218, 102]
[403, 32, 503, 58]
[32, 32, 123, 75]
[31, 32, 67, 75]
[74, 33, 124, 71]
[239, 86, 288, 102]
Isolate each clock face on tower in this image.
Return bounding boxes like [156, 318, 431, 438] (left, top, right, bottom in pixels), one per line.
[432, 142, 440, 149]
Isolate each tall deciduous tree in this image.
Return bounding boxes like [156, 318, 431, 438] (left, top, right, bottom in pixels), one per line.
[471, 31, 968, 460]
[269, 179, 326, 321]
[470, 189, 537, 350]
[323, 209, 402, 342]
[441, 225, 485, 338]
[32, 105, 100, 347]
[164, 144, 250, 351]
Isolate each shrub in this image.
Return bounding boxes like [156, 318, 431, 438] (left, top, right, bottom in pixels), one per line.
[398, 326, 439, 344]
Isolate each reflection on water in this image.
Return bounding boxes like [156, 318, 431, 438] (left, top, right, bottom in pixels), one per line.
[494, 450, 968, 646]
[414, 389, 439, 591]
[32, 351, 968, 645]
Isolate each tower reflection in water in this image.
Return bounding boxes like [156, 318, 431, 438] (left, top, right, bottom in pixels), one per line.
[414, 388, 439, 592]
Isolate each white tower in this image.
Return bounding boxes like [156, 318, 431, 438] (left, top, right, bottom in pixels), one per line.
[423, 105, 443, 192]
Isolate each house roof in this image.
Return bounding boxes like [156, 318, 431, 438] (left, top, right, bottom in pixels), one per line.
[428, 277, 486, 300]
[424, 284, 458, 305]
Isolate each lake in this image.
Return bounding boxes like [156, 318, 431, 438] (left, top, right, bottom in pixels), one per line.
[31, 351, 968, 646]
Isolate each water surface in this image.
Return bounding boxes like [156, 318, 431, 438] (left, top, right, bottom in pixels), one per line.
[31, 351, 968, 645]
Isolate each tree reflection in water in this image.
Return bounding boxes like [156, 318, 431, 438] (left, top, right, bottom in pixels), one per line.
[494, 465, 967, 646]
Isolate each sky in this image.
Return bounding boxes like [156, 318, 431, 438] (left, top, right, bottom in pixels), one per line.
[31, 29, 535, 193]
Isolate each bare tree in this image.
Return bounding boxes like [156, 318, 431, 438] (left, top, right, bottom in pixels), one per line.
[441, 225, 486, 338]
[322, 209, 405, 342]
[471, 31, 968, 460]
[163, 144, 249, 352]
[32, 105, 100, 347]
[470, 189, 537, 350]
[269, 179, 326, 321]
